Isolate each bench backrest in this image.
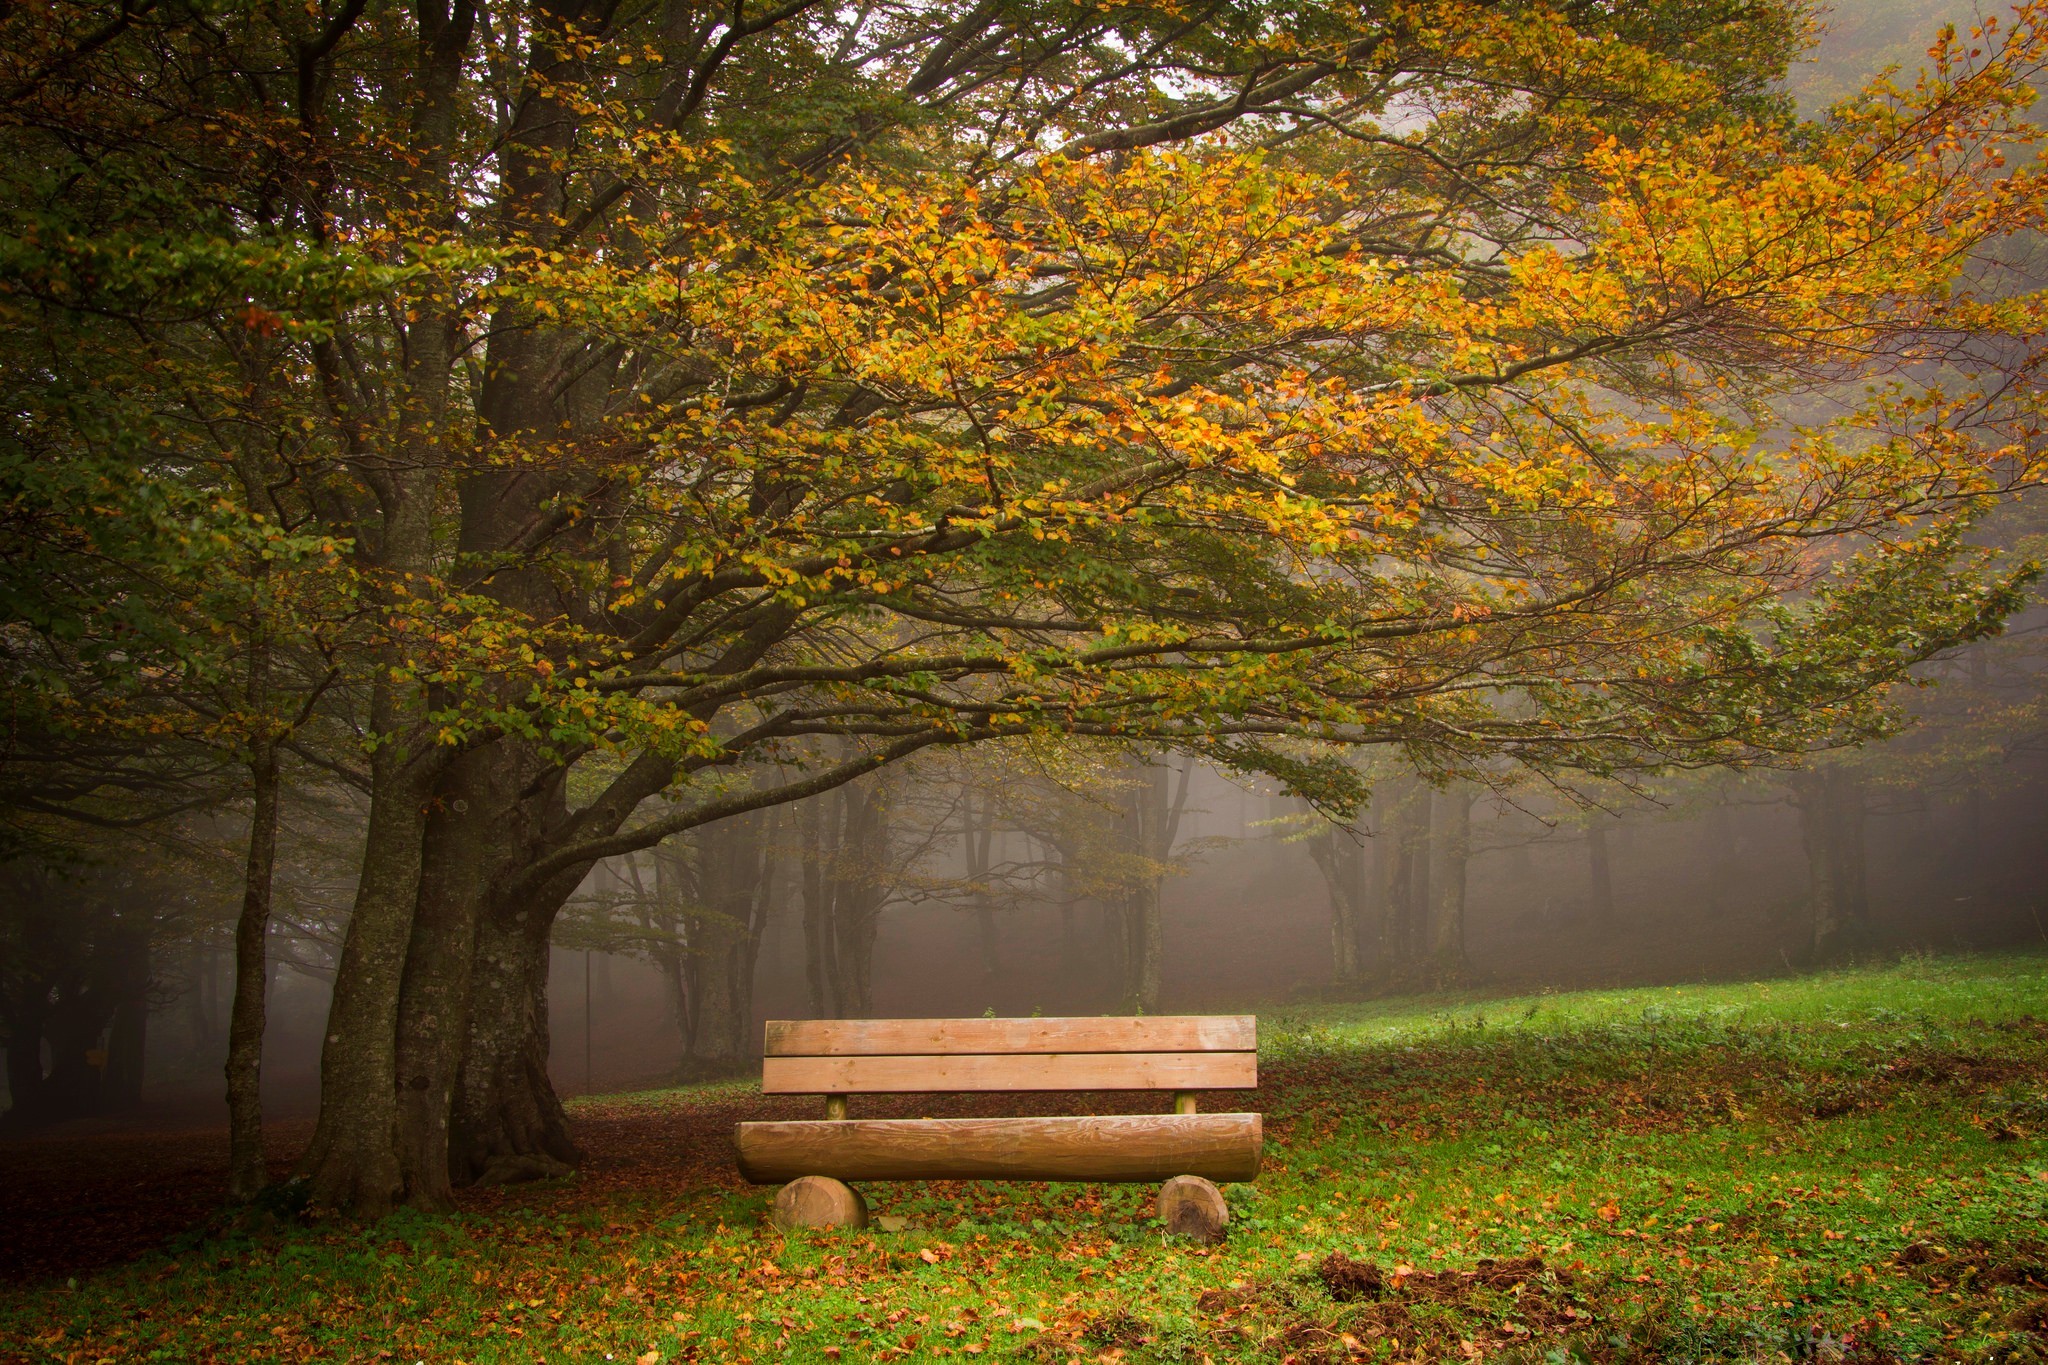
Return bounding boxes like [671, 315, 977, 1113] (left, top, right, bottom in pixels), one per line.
[760, 1015, 1256, 1094]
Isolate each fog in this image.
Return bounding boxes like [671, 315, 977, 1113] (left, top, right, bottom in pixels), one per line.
[110, 626, 2047, 1121]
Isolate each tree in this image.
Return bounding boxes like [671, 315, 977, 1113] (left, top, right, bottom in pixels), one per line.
[0, 326, 359, 1191]
[1110, 755, 1197, 1014]
[1304, 816, 1371, 985]
[1303, 768, 1477, 988]
[552, 809, 780, 1088]
[1427, 786, 1475, 980]
[0, 834, 218, 1127]
[3, 0, 2045, 1212]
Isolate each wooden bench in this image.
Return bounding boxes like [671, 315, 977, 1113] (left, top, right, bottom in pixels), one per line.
[734, 1015, 1261, 1240]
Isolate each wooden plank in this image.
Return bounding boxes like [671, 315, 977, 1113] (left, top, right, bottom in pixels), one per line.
[761, 1050, 1255, 1094]
[763, 1015, 1254, 1058]
[734, 1113, 1262, 1184]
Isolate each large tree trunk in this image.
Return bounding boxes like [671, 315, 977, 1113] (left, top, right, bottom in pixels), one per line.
[449, 886, 579, 1186]
[684, 910, 741, 1071]
[297, 735, 438, 1214]
[225, 740, 280, 1200]
[439, 748, 679, 1189]
[296, 0, 476, 1215]
[44, 984, 114, 1119]
[86, 922, 151, 1117]
[392, 752, 502, 1209]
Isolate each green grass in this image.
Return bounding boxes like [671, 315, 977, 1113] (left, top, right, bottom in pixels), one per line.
[6, 951, 2047, 1364]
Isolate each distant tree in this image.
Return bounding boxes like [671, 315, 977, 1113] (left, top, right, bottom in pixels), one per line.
[0, 836, 219, 1127]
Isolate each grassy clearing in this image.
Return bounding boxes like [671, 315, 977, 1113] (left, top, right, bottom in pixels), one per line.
[4, 951, 2046, 1364]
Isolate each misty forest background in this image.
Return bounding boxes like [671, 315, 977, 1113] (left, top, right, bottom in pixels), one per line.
[30, 626, 2047, 1122]
[3, 0, 2046, 1137]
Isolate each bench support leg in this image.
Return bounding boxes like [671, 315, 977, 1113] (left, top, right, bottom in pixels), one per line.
[773, 1176, 868, 1231]
[1157, 1175, 1228, 1243]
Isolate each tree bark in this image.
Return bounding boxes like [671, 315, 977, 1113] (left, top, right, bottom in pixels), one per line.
[393, 752, 500, 1209]
[1123, 878, 1164, 1014]
[225, 739, 281, 1201]
[297, 735, 438, 1214]
[44, 984, 116, 1118]
[449, 886, 579, 1185]
[295, 0, 473, 1214]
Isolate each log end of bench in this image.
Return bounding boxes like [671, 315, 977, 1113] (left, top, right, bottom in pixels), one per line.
[771, 1175, 869, 1231]
[1158, 1174, 1230, 1243]
[734, 1112, 1262, 1185]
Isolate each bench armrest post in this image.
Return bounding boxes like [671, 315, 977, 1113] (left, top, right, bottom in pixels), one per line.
[1173, 1091, 1197, 1115]
[824, 1095, 848, 1121]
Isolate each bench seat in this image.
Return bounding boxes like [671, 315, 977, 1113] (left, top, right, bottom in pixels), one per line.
[735, 1112, 1262, 1183]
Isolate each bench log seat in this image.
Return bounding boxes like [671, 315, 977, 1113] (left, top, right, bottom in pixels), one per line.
[734, 1015, 1261, 1238]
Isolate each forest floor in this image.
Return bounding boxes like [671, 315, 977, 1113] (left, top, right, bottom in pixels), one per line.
[2, 951, 2045, 1364]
